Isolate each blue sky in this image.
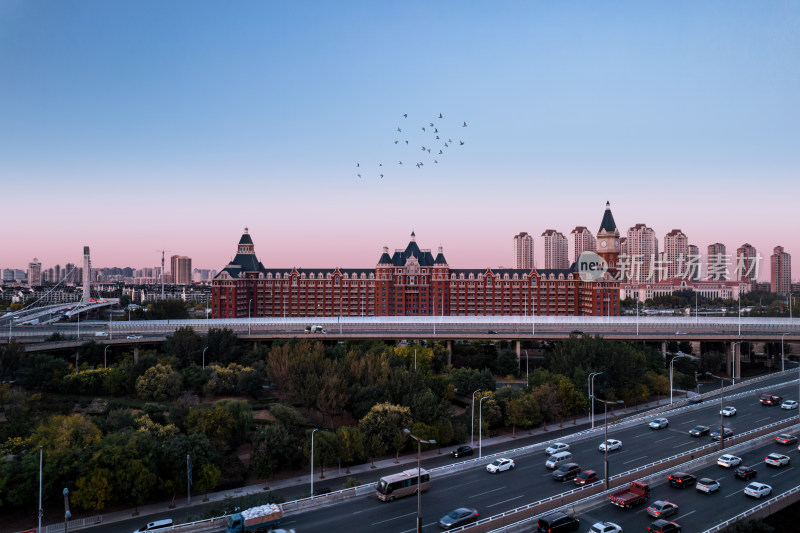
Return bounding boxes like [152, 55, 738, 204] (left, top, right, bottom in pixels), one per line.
[1, 1, 798, 279]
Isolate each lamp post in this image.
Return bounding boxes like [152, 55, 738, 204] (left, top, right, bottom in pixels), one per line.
[403, 428, 436, 533]
[593, 397, 624, 489]
[738, 291, 741, 336]
[202, 346, 208, 370]
[470, 389, 481, 448]
[38, 446, 43, 533]
[706, 372, 732, 449]
[248, 298, 253, 335]
[103, 346, 110, 369]
[588, 372, 603, 428]
[669, 354, 694, 405]
[636, 299, 639, 336]
[63, 488, 71, 533]
[781, 333, 789, 372]
[310, 428, 319, 498]
[479, 395, 490, 458]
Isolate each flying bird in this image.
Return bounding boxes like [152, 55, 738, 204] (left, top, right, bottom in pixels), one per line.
[397, 127, 402, 132]
[394, 140, 399, 144]
[403, 113, 408, 118]
[380, 174, 384, 178]
[438, 113, 443, 118]
[421, 127, 426, 132]
[404, 140, 408, 144]
[427, 148, 431, 153]
[357, 173, 361, 178]
[434, 160, 438, 163]
[462, 121, 467, 127]
[435, 135, 440, 140]
[438, 150, 443, 154]
[398, 161, 403, 165]
[459, 140, 464, 145]
[421, 146, 426, 151]
[429, 122, 434, 127]
[434, 128, 438, 133]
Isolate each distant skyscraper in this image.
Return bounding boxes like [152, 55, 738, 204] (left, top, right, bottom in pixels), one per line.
[626, 223, 658, 282]
[28, 258, 42, 287]
[54, 264, 61, 282]
[571, 226, 597, 263]
[619, 237, 627, 256]
[707, 243, 727, 280]
[2, 269, 13, 283]
[663, 229, 688, 279]
[541, 229, 569, 269]
[771, 246, 792, 294]
[171, 255, 193, 285]
[512, 232, 534, 269]
[736, 243, 759, 285]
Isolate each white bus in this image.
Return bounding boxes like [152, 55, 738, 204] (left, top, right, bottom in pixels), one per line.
[376, 467, 430, 502]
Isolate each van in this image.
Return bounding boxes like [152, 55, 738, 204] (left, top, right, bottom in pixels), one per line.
[308, 325, 326, 334]
[95, 331, 109, 337]
[133, 518, 173, 532]
[545, 450, 573, 469]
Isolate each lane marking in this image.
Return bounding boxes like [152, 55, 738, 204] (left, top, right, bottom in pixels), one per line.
[655, 436, 675, 443]
[488, 495, 524, 507]
[371, 511, 417, 526]
[470, 486, 506, 498]
[769, 466, 794, 477]
[681, 510, 697, 518]
[623, 455, 649, 464]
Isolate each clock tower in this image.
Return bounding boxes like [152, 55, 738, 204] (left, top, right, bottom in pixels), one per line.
[596, 201, 620, 277]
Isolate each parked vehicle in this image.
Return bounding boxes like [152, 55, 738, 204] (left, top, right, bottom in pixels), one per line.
[759, 393, 782, 406]
[439, 507, 479, 529]
[536, 511, 580, 532]
[609, 480, 650, 508]
[450, 445, 474, 458]
[668, 472, 696, 488]
[226, 504, 283, 533]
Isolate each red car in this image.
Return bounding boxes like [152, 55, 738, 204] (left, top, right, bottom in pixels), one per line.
[574, 470, 599, 486]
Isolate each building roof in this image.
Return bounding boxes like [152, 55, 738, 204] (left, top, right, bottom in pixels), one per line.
[238, 228, 254, 246]
[388, 233, 437, 266]
[598, 201, 617, 233]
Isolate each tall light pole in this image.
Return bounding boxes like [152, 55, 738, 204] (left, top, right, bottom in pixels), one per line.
[669, 354, 693, 405]
[202, 346, 208, 369]
[636, 299, 639, 336]
[706, 372, 731, 449]
[470, 389, 481, 448]
[588, 372, 603, 428]
[310, 428, 319, 498]
[38, 446, 43, 533]
[594, 397, 624, 489]
[738, 291, 741, 337]
[781, 333, 789, 372]
[103, 346, 110, 369]
[479, 395, 490, 458]
[403, 428, 436, 533]
[63, 487, 71, 533]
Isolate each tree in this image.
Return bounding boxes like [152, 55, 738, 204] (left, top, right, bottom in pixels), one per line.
[204, 328, 242, 366]
[196, 463, 222, 501]
[505, 396, 532, 438]
[318, 371, 349, 429]
[73, 468, 113, 511]
[163, 326, 204, 368]
[336, 426, 365, 473]
[304, 430, 338, 480]
[118, 459, 157, 514]
[135, 364, 183, 401]
[252, 424, 292, 479]
[359, 403, 412, 463]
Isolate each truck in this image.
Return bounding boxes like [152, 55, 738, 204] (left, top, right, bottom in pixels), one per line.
[609, 480, 650, 508]
[226, 503, 283, 533]
[304, 325, 326, 334]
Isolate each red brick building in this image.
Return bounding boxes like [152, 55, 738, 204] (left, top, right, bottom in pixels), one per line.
[211, 225, 619, 319]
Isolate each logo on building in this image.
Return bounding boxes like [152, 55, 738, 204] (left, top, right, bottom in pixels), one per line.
[577, 251, 608, 281]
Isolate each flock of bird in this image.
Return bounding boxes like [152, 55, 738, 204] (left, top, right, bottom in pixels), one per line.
[355, 112, 469, 179]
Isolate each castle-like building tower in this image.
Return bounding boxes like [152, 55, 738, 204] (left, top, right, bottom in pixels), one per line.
[596, 201, 620, 277]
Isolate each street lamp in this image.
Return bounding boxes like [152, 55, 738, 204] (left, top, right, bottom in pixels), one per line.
[403, 428, 436, 533]
[310, 428, 319, 498]
[38, 446, 43, 533]
[669, 354, 694, 405]
[479, 395, 490, 458]
[470, 389, 481, 448]
[781, 333, 789, 372]
[202, 346, 208, 369]
[63, 487, 71, 533]
[593, 397, 624, 489]
[103, 346, 110, 369]
[706, 372, 732, 449]
[588, 372, 604, 429]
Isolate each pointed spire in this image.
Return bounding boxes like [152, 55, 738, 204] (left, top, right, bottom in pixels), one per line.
[410, 230, 416, 242]
[598, 201, 617, 233]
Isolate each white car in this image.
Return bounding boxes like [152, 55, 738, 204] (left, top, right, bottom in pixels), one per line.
[127, 335, 143, 340]
[588, 522, 623, 533]
[649, 418, 669, 429]
[717, 454, 742, 468]
[720, 406, 737, 416]
[781, 400, 798, 410]
[545, 442, 570, 455]
[744, 482, 772, 499]
[486, 458, 515, 473]
[599, 439, 622, 452]
[765, 453, 790, 467]
[696, 477, 721, 494]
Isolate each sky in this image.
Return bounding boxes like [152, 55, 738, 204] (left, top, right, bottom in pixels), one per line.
[1, 1, 798, 281]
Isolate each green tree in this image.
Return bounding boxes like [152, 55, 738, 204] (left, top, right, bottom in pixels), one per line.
[204, 328, 242, 366]
[304, 430, 339, 480]
[135, 364, 183, 401]
[359, 403, 412, 463]
[505, 396, 532, 438]
[73, 468, 113, 511]
[252, 424, 293, 479]
[336, 426, 365, 473]
[195, 463, 222, 501]
[163, 326, 204, 368]
[118, 459, 157, 514]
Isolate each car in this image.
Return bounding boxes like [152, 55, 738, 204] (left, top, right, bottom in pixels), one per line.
[720, 406, 737, 416]
[760, 393, 782, 406]
[776, 434, 798, 445]
[486, 458, 515, 473]
[133, 519, 174, 532]
[710, 427, 734, 441]
[647, 519, 681, 533]
[438, 507, 479, 529]
[696, 477, 721, 494]
[781, 399, 798, 410]
[126, 334, 143, 339]
[734, 465, 758, 480]
[744, 482, 773, 499]
[450, 445, 474, 458]
[545, 442, 570, 455]
[689, 425, 710, 437]
[536, 511, 580, 533]
[574, 469, 599, 486]
[598, 439, 622, 452]
[570, 330, 583, 335]
[688, 396, 703, 405]
[588, 522, 622, 533]
[717, 454, 742, 468]
[553, 462, 582, 481]
[765, 453, 790, 467]
[646, 500, 679, 518]
[487, 330, 498, 334]
[649, 418, 669, 429]
[675, 331, 687, 335]
[667, 472, 696, 488]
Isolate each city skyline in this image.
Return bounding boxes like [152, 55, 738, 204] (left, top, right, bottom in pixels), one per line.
[2, 2, 798, 278]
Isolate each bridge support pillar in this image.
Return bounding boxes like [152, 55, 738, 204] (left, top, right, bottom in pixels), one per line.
[690, 341, 701, 355]
[724, 342, 742, 379]
[661, 341, 667, 358]
[515, 340, 521, 361]
[133, 345, 139, 364]
[446, 340, 453, 366]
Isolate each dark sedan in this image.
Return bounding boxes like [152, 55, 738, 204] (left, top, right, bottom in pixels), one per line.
[710, 428, 734, 441]
[450, 445, 474, 458]
[439, 507, 479, 529]
[734, 466, 758, 480]
[689, 425, 709, 437]
[553, 463, 581, 481]
[668, 472, 696, 488]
